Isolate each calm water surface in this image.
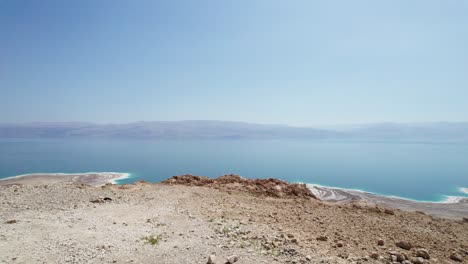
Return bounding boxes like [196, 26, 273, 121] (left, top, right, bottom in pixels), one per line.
[0, 138, 467, 202]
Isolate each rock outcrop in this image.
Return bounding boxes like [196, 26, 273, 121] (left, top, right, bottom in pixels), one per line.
[162, 174, 316, 199]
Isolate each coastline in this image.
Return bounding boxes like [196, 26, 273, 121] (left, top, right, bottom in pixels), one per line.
[307, 183, 468, 219]
[461, 187, 468, 194]
[0, 172, 130, 187]
[307, 183, 468, 204]
[2, 177, 466, 263]
[1, 172, 467, 219]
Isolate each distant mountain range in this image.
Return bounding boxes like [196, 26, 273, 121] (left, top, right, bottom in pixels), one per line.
[0, 121, 467, 141]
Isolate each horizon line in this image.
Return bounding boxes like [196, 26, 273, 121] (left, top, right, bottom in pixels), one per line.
[1, 120, 468, 128]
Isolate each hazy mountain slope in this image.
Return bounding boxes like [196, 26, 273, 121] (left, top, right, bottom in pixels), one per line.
[0, 121, 338, 139]
[0, 121, 467, 140]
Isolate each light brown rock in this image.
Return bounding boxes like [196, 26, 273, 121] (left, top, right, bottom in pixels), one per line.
[226, 255, 238, 263]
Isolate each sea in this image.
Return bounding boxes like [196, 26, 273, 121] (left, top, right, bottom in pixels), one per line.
[0, 138, 467, 202]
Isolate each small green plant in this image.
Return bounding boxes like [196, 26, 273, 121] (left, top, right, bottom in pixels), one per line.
[222, 226, 231, 234]
[220, 224, 241, 235]
[142, 234, 162, 245]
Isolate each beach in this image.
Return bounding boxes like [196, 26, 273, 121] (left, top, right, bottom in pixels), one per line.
[0, 172, 129, 187]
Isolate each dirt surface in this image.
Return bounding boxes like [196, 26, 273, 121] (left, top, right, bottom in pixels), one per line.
[0, 176, 467, 264]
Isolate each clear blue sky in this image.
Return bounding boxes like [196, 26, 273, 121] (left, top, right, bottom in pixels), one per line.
[1, 0, 467, 126]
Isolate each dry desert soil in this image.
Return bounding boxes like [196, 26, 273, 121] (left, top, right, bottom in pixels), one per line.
[0, 174, 467, 264]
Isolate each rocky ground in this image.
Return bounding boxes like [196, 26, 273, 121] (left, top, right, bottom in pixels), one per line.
[0, 175, 467, 263]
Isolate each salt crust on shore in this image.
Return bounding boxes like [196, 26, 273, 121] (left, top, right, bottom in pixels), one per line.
[0, 172, 130, 186]
[1, 172, 466, 219]
[307, 183, 468, 204]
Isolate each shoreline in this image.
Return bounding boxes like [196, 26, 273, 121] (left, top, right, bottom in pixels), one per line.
[2, 177, 466, 263]
[1, 172, 467, 219]
[0, 172, 131, 187]
[307, 183, 468, 219]
[306, 183, 468, 205]
[1, 172, 465, 203]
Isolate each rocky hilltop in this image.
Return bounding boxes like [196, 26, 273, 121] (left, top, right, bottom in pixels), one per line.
[162, 174, 316, 199]
[0, 174, 467, 263]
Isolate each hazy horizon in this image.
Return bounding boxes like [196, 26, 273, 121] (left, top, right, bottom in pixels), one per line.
[2, 1, 468, 125]
[1, 119, 468, 128]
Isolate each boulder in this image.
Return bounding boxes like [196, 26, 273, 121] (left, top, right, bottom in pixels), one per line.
[207, 254, 217, 264]
[226, 255, 238, 263]
[316, 236, 328, 241]
[450, 252, 463, 262]
[389, 251, 407, 262]
[396, 241, 413, 250]
[377, 239, 385, 246]
[411, 257, 425, 264]
[415, 248, 430, 259]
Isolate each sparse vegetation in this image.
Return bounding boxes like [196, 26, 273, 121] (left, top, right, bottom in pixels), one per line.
[221, 224, 240, 235]
[142, 234, 162, 246]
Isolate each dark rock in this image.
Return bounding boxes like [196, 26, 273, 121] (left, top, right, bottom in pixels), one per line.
[5, 220, 17, 224]
[415, 248, 430, 259]
[450, 252, 463, 262]
[285, 248, 298, 256]
[316, 236, 328, 241]
[397, 254, 407, 262]
[384, 208, 395, 215]
[90, 197, 113, 203]
[389, 251, 407, 262]
[377, 239, 384, 246]
[396, 241, 413, 250]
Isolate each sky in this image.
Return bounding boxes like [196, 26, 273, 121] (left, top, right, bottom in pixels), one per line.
[1, 0, 467, 126]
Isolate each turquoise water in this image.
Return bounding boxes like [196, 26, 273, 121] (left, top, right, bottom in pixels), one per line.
[0, 138, 467, 202]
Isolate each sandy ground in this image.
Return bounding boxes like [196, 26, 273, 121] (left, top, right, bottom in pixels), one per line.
[0, 175, 467, 264]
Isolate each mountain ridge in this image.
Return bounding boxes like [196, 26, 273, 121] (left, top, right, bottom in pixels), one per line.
[0, 121, 467, 140]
